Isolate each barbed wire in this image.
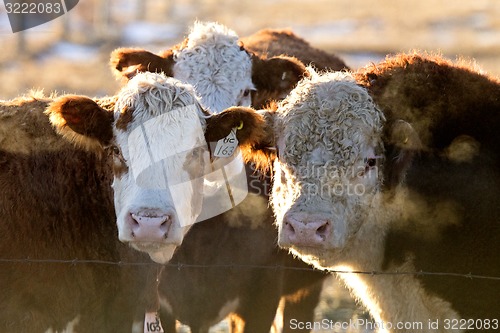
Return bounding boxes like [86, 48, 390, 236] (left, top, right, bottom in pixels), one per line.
[1, 257, 499, 281]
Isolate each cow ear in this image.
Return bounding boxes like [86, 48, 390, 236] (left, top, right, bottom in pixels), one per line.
[45, 95, 114, 153]
[206, 106, 276, 171]
[251, 55, 307, 108]
[110, 48, 175, 81]
[205, 106, 266, 145]
[383, 120, 422, 188]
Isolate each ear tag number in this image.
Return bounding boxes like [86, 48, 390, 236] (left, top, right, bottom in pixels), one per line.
[144, 312, 164, 333]
[214, 128, 239, 158]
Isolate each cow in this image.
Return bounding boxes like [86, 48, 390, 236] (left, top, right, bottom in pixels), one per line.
[231, 53, 500, 332]
[110, 21, 308, 113]
[240, 28, 350, 108]
[0, 91, 160, 332]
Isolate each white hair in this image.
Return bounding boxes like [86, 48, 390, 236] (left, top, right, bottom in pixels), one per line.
[114, 71, 207, 124]
[173, 21, 254, 113]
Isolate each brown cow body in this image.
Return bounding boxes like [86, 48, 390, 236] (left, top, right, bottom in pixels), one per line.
[355, 53, 500, 321]
[240, 28, 349, 108]
[241, 28, 349, 71]
[237, 53, 500, 331]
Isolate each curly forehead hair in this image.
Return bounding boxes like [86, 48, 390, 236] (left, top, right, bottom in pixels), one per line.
[276, 68, 385, 167]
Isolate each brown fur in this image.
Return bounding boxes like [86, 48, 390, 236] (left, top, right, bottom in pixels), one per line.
[110, 47, 176, 80]
[249, 55, 308, 110]
[241, 28, 350, 109]
[45, 96, 114, 153]
[241, 28, 349, 71]
[353, 52, 500, 319]
[0, 92, 71, 153]
[205, 106, 266, 145]
[115, 105, 135, 131]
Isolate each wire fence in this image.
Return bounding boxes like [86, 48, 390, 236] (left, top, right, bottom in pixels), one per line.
[1, 257, 499, 281]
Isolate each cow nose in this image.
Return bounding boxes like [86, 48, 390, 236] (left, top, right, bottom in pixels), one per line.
[282, 214, 331, 247]
[128, 210, 174, 241]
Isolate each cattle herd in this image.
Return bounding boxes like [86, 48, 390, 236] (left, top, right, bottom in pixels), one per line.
[0, 21, 498, 333]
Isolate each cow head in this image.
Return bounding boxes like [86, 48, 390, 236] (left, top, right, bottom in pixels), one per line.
[46, 72, 266, 263]
[110, 21, 307, 112]
[231, 69, 421, 266]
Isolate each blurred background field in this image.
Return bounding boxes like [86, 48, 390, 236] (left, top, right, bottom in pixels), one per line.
[1, 1, 499, 332]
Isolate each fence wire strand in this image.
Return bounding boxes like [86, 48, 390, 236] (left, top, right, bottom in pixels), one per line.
[1, 257, 499, 281]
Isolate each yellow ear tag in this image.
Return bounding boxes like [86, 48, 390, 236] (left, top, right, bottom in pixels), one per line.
[236, 121, 244, 130]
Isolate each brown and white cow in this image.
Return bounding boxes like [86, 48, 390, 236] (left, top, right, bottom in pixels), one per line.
[110, 21, 307, 113]
[46, 72, 265, 264]
[235, 54, 500, 332]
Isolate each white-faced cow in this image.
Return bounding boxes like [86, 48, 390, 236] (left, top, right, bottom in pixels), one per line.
[110, 21, 307, 113]
[234, 53, 500, 332]
[46, 72, 266, 264]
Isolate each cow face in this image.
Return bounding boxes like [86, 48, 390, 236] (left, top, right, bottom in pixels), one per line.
[269, 72, 385, 261]
[110, 22, 307, 113]
[46, 72, 266, 263]
[238, 70, 419, 265]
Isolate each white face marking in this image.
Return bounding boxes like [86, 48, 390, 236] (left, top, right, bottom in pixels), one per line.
[173, 21, 254, 113]
[111, 74, 209, 263]
[110, 72, 249, 263]
[269, 71, 385, 255]
[113, 112, 207, 262]
[126, 105, 209, 227]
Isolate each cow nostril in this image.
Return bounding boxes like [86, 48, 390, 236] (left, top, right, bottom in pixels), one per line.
[315, 222, 330, 240]
[284, 220, 296, 235]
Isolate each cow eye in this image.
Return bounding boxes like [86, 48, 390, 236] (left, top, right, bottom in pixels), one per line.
[111, 145, 121, 156]
[110, 145, 127, 165]
[366, 158, 376, 167]
[243, 89, 251, 97]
